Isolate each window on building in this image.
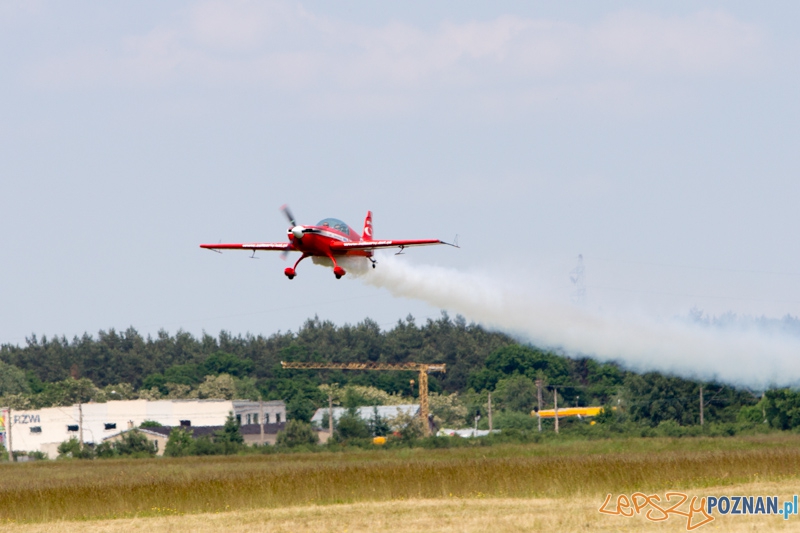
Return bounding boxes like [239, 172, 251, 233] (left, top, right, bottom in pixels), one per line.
[104, 423, 117, 430]
[180, 420, 191, 427]
[265, 413, 270, 424]
[30, 426, 42, 433]
[276, 413, 281, 423]
[246, 414, 251, 425]
[253, 414, 258, 424]
[236, 414, 241, 425]
[67, 425, 79, 432]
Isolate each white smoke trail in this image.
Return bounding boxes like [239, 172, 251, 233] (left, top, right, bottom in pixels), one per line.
[352, 255, 800, 389]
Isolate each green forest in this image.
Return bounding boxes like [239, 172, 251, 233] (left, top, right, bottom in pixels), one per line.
[1, 313, 799, 434]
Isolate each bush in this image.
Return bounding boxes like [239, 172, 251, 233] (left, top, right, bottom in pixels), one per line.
[655, 420, 684, 438]
[95, 441, 117, 459]
[428, 392, 468, 427]
[368, 407, 391, 437]
[276, 420, 319, 447]
[738, 401, 767, 425]
[213, 412, 244, 454]
[26, 450, 48, 461]
[494, 375, 538, 413]
[191, 436, 222, 455]
[114, 430, 157, 457]
[57, 437, 94, 459]
[335, 410, 371, 441]
[95, 430, 158, 459]
[164, 427, 194, 457]
[493, 411, 538, 431]
[286, 396, 316, 423]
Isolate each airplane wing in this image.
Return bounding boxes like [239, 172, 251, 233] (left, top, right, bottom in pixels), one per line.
[200, 243, 292, 251]
[330, 239, 452, 251]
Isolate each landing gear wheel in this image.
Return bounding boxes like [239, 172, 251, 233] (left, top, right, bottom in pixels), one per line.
[333, 266, 346, 279]
[284, 267, 296, 280]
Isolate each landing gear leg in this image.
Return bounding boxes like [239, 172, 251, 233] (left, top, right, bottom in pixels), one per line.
[327, 254, 346, 279]
[368, 257, 377, 269]
[285, 253, 309, 280]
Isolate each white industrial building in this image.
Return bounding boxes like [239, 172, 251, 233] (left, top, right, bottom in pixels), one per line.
[2, 399, 285, 459]
[310, 404, 419, 426]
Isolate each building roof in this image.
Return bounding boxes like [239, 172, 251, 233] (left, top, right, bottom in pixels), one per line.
[310, 405, 419, 425]
[142, 423, 287, 438]
[437, 429, 500, 438]
[232, 400, 285, 407]
[102, 428, 170, 441]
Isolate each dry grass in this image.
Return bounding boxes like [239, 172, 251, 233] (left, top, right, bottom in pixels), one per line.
[3, 480, 800, 533]
[2, 434, 800, 525]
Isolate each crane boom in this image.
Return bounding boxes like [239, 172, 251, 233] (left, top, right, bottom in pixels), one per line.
[280, 361, 446, 436]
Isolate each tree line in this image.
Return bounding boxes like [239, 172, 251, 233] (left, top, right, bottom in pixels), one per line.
[2, 312, 799, 432]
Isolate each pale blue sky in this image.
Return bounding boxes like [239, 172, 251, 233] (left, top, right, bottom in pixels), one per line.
[2, 1, 799, 345]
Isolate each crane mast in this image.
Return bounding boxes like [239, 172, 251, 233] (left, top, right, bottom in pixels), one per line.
[280, 361, 446, 436]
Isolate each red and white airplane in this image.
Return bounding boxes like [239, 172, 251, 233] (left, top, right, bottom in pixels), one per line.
[200, 206, 456, 280]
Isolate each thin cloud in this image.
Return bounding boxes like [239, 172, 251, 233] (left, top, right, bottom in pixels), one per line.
[25, 2, 766, 114]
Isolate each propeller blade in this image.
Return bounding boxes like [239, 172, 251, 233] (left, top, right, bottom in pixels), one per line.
[280, 204, 296, 227]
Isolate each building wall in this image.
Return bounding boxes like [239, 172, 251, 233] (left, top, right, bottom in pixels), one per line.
[242, 433, 279, 446]
[316, 430, 332, 444]
[6, 399, 285, 458]
[233, 401, 286, 425]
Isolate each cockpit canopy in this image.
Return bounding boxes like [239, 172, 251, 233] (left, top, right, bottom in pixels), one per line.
[317, 218, 357, 238]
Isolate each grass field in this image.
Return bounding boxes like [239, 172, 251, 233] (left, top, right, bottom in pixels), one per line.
[2, 434, 800, 531]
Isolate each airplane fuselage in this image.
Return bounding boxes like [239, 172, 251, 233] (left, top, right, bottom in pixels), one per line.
[200, 209, 449, 280]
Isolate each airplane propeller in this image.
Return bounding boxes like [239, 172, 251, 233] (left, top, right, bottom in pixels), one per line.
[281, 204, 297, 227]
[281, 204, 319, 242]
[279, 205, 296, 260]
[280, 204, 317, 258]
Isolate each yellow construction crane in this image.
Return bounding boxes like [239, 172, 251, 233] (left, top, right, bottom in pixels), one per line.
[280, 361, 446, 436]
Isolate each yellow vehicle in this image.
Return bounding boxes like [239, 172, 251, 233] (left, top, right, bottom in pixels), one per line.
[532, 406, 604, 418]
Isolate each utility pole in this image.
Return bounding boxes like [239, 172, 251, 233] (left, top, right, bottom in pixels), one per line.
[535, 379, 543, 432]
[328, 393, 334, 437]
[699, 386, 704, 426]
[487, 392, 493, 432]
[78, 403, 84, 447]
[259, 399, 265, 445]
[553, 387, 559, 434]
[7, 408, 13, 462]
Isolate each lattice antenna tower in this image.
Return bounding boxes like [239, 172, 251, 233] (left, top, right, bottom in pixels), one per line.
[570, 254, 586, 305]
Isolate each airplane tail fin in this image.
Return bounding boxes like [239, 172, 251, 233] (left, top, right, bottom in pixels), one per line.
[362, 211, 373, 241]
